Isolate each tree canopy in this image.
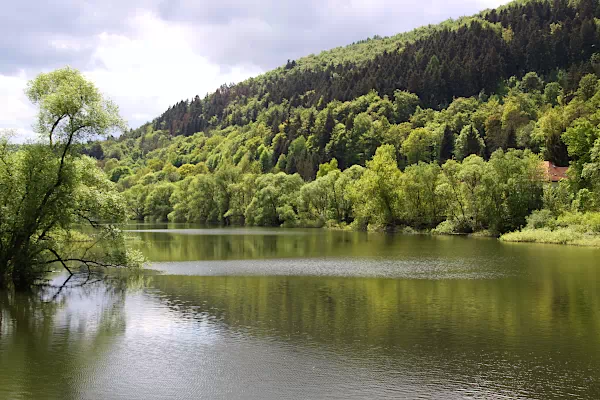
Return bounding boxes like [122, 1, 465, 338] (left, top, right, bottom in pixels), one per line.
[0, 68, 142, 288]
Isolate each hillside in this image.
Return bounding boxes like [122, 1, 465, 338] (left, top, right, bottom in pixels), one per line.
[90, 0, 600, 239]
[128, 0, 599, 138]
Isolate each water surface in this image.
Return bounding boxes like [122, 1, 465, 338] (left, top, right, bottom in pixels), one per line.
[1, 226, 599, 399]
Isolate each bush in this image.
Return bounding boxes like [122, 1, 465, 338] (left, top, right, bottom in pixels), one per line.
[557, 212, 600, 233]
[526, 209, 556, 229]
[542, 182, 571, 215]
[401, 226, 418, 234]
[587, 213, 600, 233]
[432, 220, 458, 235]
[573, 189, 597, 212]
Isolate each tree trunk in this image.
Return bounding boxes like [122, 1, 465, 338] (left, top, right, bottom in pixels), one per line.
[0, 270, 7, 289]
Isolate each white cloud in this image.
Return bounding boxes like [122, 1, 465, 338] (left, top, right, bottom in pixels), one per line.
[84, 12, 262, 129]
[0, 71, 37, 143]
[1, 11, 263, 142]
[180, 0, 512, 71]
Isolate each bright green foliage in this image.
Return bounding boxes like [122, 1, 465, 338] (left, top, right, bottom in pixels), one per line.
[259, 148, 273, 173]
[562, 118, 600, 195]
[96, 70, 600, 186]
[1, 68, 139, 288]
[454, 125, 485, 161]
[563, 119, 600, 161]
[565, 124, 600, 211]
[300, 164, 364, 225]
[533, 107, 569, 166]
[325, 123, 349, 167]
[168, 176, 217, 223]
[501, 210, 600, 246]
[316, 158, 339, 178]
[543, 82, 562, 107]
[109, 165, 132, 182]
[83, 71, 600, 238]
[526, 209, 557, 230]
[148, 159, 165, 172]
[214, 164, 243, 221]
[178, 163, 204, 177]
[275, 154, 287, 172]
[225, 173, 258, 224]
[144, 183, 175, 222]
[349, 145, 403, 228]
[436, 156, 486, 232]
[394, 90, 420, 122]
[286, 136, 312, 179]
[245, 173, 304, 227]
[124, 184, 149, 221]
[353, 112, 376, 163]
[160, 164, 180, 182]
[542, 181, 572, 216]
[401, 127, 440, 164]
[299, 175, 332, 225]
[481, 149, 544, 232]
[576, 74, 599, 101]
[436, 149, 543, 233]
[402, 163, 442, 227]
[26, 67, 126, 145]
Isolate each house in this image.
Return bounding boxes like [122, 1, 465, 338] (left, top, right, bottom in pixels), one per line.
[541, 161, 568, 185]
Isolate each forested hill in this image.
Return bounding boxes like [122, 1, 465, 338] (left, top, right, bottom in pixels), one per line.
[91, 0, 600, 237]
[128, 0, 599, 138]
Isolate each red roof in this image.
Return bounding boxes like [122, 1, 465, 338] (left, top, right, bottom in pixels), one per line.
[542, 161, 568, 182]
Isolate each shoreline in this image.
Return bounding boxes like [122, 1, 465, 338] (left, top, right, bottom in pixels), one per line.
[125, 220, 600, 248]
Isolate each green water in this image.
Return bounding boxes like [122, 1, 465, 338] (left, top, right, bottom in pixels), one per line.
[1, 225, 599, 399]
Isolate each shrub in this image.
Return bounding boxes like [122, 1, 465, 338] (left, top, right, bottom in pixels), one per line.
[526, 209, 556, 229]
[432, 220, 458, 235]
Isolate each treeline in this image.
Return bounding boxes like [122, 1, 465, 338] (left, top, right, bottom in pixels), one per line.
[127, 0, 599, 138]
[123, 147, 544, 234]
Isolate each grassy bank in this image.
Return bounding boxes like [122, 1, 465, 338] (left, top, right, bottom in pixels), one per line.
[500, 211, 600, 247]
[500, 228, 600, 247]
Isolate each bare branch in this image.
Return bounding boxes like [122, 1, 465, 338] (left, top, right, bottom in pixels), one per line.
[45, 257, 126, 269]
[47, 249, 73, 276]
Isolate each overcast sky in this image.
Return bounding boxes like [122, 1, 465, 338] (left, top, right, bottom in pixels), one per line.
[1, 0, 510, 142]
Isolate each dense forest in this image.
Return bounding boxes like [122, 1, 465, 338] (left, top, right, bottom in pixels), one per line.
[88, 0, 600, 244]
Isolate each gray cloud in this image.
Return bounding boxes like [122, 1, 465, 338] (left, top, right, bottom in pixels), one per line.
[2, 0, 508, 75]
[155, 0, 509, 70]
[0, 0, 144, 74]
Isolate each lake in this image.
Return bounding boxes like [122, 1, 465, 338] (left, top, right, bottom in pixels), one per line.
[1, 225, 599, 399]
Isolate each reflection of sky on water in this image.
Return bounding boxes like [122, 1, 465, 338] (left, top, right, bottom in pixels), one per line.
[150, 257, 510, 280]
[86, 285, 529, 400]
[1, 227, 600, 399]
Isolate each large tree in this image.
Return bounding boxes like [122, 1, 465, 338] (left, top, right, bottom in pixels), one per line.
[0, 67, 142, 288]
